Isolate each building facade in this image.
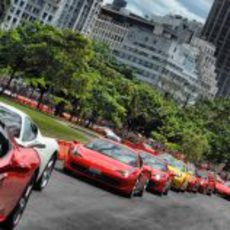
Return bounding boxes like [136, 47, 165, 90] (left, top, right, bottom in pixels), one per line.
[202, 0, 230, 97]
[150, 15, 203, 44]
[89, 6, 218, 104]
[0, 0, 102, 34]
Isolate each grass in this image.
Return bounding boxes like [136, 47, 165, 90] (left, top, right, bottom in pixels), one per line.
[0, 96, 89, 143]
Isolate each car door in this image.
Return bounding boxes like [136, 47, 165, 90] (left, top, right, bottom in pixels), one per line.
[0, 130, 29, 219]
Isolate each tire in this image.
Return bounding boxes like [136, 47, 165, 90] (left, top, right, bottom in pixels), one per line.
[0, 174, 35, 230]
[181, 181, 188, 192]
[63, 166, 71, 174]
[129, 178, 145, 198]
[203, 187, 208, 195]
[207, 189, 213, 196]
[163, 180, 171, 196]
[35, 155, 56, 191]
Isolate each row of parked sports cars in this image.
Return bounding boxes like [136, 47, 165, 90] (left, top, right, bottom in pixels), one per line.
[0, 102, 229, 229]
[63, 138, 229, 198]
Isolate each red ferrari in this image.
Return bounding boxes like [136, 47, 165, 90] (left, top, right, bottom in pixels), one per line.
[123, 140, 158, 156]
[187, 164, 200, 193]
[64, 139, 150, 197]
[197, 170, 216, 195]
[216, 181, 230, 199]
[0, 123, 40, 229]
[139, 151, 174, 195]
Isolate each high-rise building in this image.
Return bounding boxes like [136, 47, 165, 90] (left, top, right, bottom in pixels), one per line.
[89, 6, 218, 104]
[202, 0, 230, 97]
[0, 0, 102, 34]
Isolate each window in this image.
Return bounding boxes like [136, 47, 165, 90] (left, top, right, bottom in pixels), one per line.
[22, 118, 38, 142]
[20, 1, 25, 7]
[0, 106, 22, 138]
[12, 18, 17, 24]
[0, 130, 10, 158]
[48, 15, 53, 22]
[42, 12, 47, 19]
[16, 9, 21, 16]
[85, 139, 138, 167]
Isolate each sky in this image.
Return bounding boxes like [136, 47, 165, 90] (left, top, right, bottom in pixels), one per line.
[103, 0, 214, 23]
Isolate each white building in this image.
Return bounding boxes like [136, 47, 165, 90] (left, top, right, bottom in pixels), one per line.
[150, 15, 203, 43]
[89, 6, 218, 104]
[0, 0, 102, 34]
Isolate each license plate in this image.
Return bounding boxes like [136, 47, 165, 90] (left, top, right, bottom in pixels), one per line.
[89, 167, 101, 175]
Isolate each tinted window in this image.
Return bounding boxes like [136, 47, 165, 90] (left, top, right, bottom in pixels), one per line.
[85, 139, 138, 167]
[22, 118, 38, 142]
[173, 161, 187, 172]
[141, 152, 167, 171]
[225, 182, 230, 187]
[0, 106, 22, 138]
[0, 130, 10, 157]
[158, 154, 175, 164]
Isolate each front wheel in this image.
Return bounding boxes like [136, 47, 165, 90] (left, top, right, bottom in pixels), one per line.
[35, 155, 56, 191]
[129, 178, 146, 198]
[1, 174, 35, 230]
[163, 181, 171, 196]
[207, 188, 213, 196]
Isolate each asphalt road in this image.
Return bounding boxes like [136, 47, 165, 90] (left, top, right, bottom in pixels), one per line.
[14, 163, 230, 230]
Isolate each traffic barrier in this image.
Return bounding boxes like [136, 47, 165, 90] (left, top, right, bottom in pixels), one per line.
[58, 140, 72, 161]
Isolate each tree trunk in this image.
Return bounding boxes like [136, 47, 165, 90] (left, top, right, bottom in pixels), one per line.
[37, 90, 45, 109]
[69, 104, 78, 122]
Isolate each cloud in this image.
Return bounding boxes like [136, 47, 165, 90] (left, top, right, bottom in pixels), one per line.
[103, 0, 214, 23]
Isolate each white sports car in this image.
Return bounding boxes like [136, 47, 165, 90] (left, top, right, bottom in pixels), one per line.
[0, 102, 59, 190]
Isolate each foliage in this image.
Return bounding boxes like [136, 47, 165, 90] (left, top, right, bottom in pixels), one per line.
[0, 22, 229, 165]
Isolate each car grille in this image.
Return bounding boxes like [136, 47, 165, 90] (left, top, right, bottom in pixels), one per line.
[70, 162, 121, 187]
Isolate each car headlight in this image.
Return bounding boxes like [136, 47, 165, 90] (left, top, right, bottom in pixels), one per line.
[155, 174, 162, 180]
[117, 169, 137, 178]
[69, 146, 82, 157]
[176, 173, 182, 177]
[200, 180, 205, 185]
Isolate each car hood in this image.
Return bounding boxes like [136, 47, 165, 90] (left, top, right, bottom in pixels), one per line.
[150, 168, 169, 177]
[216, 182, 230, 195]
[76, 145, 134, 172]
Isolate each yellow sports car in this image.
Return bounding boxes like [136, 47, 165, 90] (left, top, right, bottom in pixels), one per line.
[158, 154, 190, 191]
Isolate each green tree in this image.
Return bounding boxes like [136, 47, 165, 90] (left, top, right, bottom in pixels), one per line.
[0, 28, 27, 94]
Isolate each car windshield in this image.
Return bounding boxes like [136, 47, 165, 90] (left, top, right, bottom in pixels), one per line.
[85, 139, 138, 167]
[0, 106, 22, 138]
[141, 152, 167, 171]
[172, 161, 187, 172]
[225, 182, 230, 187]
[187, 164, 196, 175]
[197, 170, 208, 178]
[158, 153, 175, 164]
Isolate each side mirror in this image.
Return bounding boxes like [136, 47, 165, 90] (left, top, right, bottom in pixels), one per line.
[139, 156, 144, 168]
